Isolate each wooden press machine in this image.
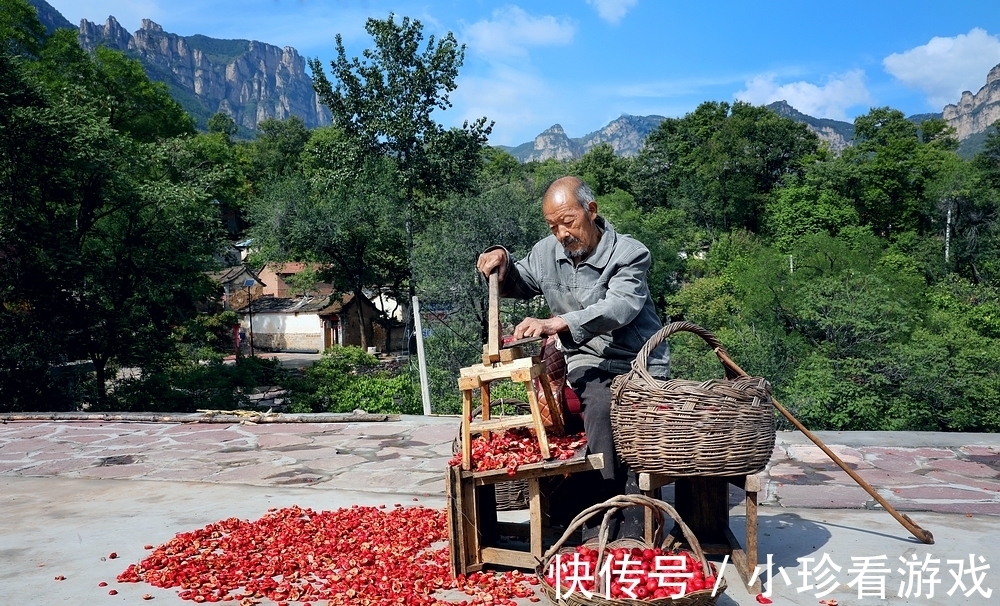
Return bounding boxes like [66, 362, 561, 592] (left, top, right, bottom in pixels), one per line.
[447, 271, 604, 574]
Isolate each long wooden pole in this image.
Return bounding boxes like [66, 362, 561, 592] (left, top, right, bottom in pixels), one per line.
[412, 296, 433, 416]
[715, 348, 935, 545]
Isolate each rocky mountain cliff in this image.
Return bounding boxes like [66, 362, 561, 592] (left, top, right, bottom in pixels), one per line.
[27, 0, 74, 34]
[73, 13, 329, 131]
[765, 101, 854, 153]
[944, 63, 1000, 141]
[502, 115, 666, 162]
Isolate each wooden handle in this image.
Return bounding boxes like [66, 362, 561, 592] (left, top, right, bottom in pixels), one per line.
[714, 348, 934, 545]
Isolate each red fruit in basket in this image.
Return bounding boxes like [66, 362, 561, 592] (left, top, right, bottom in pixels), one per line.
[706, 575, 717, 588]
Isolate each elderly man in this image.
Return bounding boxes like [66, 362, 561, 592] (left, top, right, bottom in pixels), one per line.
[477, 176, 669, 537]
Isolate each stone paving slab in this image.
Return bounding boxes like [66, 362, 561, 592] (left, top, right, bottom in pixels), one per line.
[3, 419, 1000, 516]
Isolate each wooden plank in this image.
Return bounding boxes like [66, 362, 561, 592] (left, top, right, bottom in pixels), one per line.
[480, 547, 539, 571]
[725, 526, 760, 593]
[469, 414, 534, 433]
[461, 389, 473, 471]
[487, 272, 500, 362]
[674, 477, 730, 546]
[745, 473, 761, 493]
[480, 382, 492, 441]
[745, 487, 759, 593]
[509, 363, 544, 383]
[639, 473, 677, 492]
[446, 465, 464, 577]
[528, 478, 543, 558]
[459, 356, 537, 379]
[467, 453, 604, 485]
[462, 473, 482, 566]
[499, 346, 522, 362]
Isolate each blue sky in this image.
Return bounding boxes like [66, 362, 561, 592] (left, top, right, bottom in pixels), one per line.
[46, 0, 1000, 146]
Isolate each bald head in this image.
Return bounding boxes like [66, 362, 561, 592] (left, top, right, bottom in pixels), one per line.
[542, 177, 601, 262]
[543, 176, 595, 213]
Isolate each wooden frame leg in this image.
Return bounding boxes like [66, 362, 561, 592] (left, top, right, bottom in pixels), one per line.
[522, 381, 551, 459]
[461, 389, 473, 470]
[529, 478, 543, 559]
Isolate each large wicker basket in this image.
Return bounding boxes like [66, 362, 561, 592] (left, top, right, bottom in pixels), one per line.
[610, 322, 775, 477]
[537, 494, 727, 606]
[452, 399, 531, 511]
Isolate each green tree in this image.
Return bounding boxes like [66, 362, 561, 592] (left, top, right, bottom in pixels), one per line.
[309, 14, 493, 304]
[89, 46, 195, 142]
[0, 0, 46, 58]
[248, 155, 407, 349]
[208, 111, 238, 141]
[573, 143, 631, 196]
[631, 101, 819, 236]
[0, 53, 222, 407]
[249, 116, 311, 178]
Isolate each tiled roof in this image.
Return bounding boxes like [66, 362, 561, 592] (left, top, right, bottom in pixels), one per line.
[235, 295, 331, 314]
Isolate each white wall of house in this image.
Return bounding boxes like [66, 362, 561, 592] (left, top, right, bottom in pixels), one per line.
[241, 312, 324, 352]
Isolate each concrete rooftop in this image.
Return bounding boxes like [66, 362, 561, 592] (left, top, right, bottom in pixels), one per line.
[1, 417, 998, 606]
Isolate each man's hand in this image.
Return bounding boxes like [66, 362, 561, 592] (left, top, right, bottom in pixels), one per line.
[476, 249, 508, 281]
[513, 316, 568, 340]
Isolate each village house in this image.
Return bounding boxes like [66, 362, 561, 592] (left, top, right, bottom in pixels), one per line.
[236, 292, 406, 354]
[204, 264, 265, 311]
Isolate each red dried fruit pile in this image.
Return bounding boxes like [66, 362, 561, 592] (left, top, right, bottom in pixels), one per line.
[117, 505, 534, 605]
[543, 545, 720, 600]
[448, 428, 586, 474]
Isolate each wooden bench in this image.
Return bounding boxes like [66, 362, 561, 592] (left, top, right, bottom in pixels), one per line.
[639, 473, 761, 594]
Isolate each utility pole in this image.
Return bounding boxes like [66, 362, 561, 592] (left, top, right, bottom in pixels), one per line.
[945, 202, 952, 264]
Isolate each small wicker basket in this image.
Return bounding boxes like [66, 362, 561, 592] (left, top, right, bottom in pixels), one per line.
[610, 322, 775, 477]
[452, 399, 531, 511]
[536, 494, 726, 606]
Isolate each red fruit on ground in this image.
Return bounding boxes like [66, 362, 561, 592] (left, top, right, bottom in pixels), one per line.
[109, 552, 118, 559]
[54, 575, 66, 581]
[108, 589, 118, 595]
[98, 581, 108, 587]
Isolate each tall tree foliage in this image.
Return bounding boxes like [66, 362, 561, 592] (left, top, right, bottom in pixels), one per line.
[631, 101, 820, 236]
[0, 52, 220, 407]
[309, 14, 493, 304]
[248, 129, 408, 349]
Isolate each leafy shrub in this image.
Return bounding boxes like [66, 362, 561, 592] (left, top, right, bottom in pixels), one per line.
[290, 346, 418, 414]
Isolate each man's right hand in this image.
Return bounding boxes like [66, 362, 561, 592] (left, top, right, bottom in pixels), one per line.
[476, 248, 508, 281]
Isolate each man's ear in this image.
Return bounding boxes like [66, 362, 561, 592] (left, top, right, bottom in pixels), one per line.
[588, 200, 598, 218]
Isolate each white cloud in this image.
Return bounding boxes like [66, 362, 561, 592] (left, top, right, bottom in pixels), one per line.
[585, 0, 638, 24]
[883, 28, 1000, 108]
[462, 6, 575, 59]
[735, 70, 871, 121]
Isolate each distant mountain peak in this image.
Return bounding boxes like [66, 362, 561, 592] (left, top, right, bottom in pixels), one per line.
[76, 14, 330, 131]
[765, 101, 854, 153]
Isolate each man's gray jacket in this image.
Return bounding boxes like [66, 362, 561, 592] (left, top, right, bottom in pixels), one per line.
[495, 216, 669, 378]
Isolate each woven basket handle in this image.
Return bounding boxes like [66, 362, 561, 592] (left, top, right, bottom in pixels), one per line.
[630, 321, 738, 386]
[538, 494, 714, 578]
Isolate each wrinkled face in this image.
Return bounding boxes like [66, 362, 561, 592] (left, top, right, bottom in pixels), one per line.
[542, 195, 601, 261]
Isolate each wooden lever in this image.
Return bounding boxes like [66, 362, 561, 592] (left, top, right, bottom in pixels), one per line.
[486, 271, 500, 363]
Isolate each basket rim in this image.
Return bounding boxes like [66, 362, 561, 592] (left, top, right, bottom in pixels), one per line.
[537, 539, 728, 605]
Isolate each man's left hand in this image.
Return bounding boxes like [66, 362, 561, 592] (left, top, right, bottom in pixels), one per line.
[513, 316, 568, 340]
